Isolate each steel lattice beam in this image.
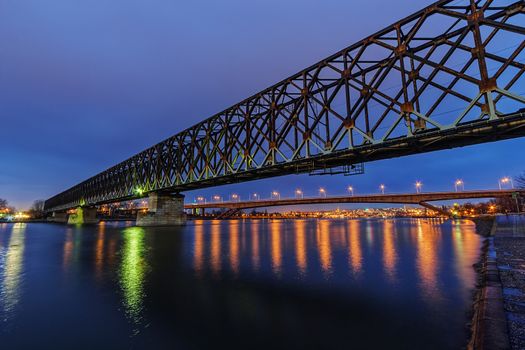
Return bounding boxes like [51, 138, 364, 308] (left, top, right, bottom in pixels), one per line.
[45, 0, 525, 212]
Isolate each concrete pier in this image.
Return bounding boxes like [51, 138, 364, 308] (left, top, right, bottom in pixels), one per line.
[67, 207, 98, 225]
[136, 192, 186, 226]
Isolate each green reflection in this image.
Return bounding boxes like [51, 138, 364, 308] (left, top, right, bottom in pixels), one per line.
[1, 223, 26, 317]
[119, 226, 148, 327]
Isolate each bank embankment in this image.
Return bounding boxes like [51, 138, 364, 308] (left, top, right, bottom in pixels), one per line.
[469, 215, 525, 350]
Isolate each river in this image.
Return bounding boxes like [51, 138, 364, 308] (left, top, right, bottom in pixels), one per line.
[0, 218, 481, 349]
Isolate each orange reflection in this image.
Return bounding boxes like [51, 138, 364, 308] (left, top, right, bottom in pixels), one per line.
[229, 220, 240, 275]
[382, 220, 397, 281]
[107, 235, 118, 269]
[251, 221, 260, 271]
[210, 221, 221, 276]
[317, 220, 332, 275]
[63, 228, 74, 270]
[452, 220, 478, 288]
[295, 220, 307, 275]
[95, 223, 105, 279]
[270, 220, 282, 276]
[193, 220, 204, 276]
[348, 220, 363, 275]
[415, 219, 441, 301]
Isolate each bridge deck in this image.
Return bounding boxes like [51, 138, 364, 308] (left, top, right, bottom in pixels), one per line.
[185, 189, 525, 210]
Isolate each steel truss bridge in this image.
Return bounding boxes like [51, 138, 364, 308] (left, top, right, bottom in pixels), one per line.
[184, 189, 525, 217]
[45, 0, 525, 212]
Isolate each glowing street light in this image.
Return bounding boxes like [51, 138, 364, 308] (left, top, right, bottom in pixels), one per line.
[455, 179, 464, 192]
[230, 193, 239, 202]
[347, 186, 354, 196]
[271, 191, 280, 200]
[415, 181, 422, 193]
[380, 184, 385, 194]
[499, 176, 514, 190]
[295, 189, 304, 199]
[213, 195, 222, 202]
[196, 196, 206, 204]
[319, 187, 327, 198]
[252, 193, 259, 200]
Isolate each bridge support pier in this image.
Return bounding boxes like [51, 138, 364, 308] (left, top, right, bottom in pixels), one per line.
[47, 211, 68, 223]
[67, 207, 98, 225]
[136, 192, 186, 226]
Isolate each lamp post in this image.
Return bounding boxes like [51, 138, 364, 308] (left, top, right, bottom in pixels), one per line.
[499, 177, 514, 190]
[230, 193, 239, 202]
[252, 193, 259, 201]
[295, 189, 304, 199]
[380, 184, 385, 194]
[319, 188, 326, 198]
[415, 181, 422, 194]
[455, 179, 464, 192]
[213, 195, 222, 203]
[271, 191, 280, 200]
[347, 186, 354, 196]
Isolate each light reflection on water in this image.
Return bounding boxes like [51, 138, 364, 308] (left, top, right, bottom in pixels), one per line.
[0, 223, 26, 322]
[0, 218, 483, 349]
[187, 218, 481, 309]
[119, 226, 147, 328]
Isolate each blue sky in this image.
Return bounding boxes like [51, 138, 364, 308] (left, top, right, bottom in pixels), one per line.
[0, 0, 524, 209]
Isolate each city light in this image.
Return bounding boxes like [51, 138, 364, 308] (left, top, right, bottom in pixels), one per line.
[213, 195, 222, 202]
[380, 184, 385, 194]
[271, 191, 280, 200]
[319, 188, 326, 198]
[13, 212, 30, 220]
[252, 193, 259, 200]
[499, 176, 514, 189]
[295, 189, 304, 199]
[347, 186, 354, 196]
[196, 196, 206, 204]
[231, 193, 239, 201]
[454, 179, 464, 192]
[415, 181, 422, 193]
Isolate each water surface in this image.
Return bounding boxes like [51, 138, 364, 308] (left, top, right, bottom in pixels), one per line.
[0, 219, 481, 349]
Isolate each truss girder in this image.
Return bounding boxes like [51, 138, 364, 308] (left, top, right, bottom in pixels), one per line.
[45, 0, 525, 212]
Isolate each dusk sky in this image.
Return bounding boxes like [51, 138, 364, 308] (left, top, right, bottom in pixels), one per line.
[1, 0, 524, 209]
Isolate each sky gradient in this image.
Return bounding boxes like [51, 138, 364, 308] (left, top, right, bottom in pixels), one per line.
[1, 0, 524, 209]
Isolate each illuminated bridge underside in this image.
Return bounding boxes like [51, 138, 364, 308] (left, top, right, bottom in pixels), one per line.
[184, 190, 525, 211]
[45, 0, 525, 212]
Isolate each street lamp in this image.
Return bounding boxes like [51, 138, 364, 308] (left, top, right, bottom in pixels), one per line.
[213, 195, 222, 202]
[499, 177, 514, 190]
[196, 196, 206, 204]
[271, 191, 280, 200]
[455, 179, 464, 192]
[295, 189, 304, 199]
[253, 193, 259, 201]
[415, 181, 422, 193]
[319, 187, 326, 198]
[380, 184, 385, 194]
[230, 193, 239, 202]
[347, 186, 354, 196]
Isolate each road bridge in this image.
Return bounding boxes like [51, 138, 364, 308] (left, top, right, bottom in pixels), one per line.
[185, 189, 525, 218]
[44, 0, 525, 225]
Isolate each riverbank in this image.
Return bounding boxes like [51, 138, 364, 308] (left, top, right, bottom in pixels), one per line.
[493, 215, 525, 349]
[469, 214, 525, 350]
